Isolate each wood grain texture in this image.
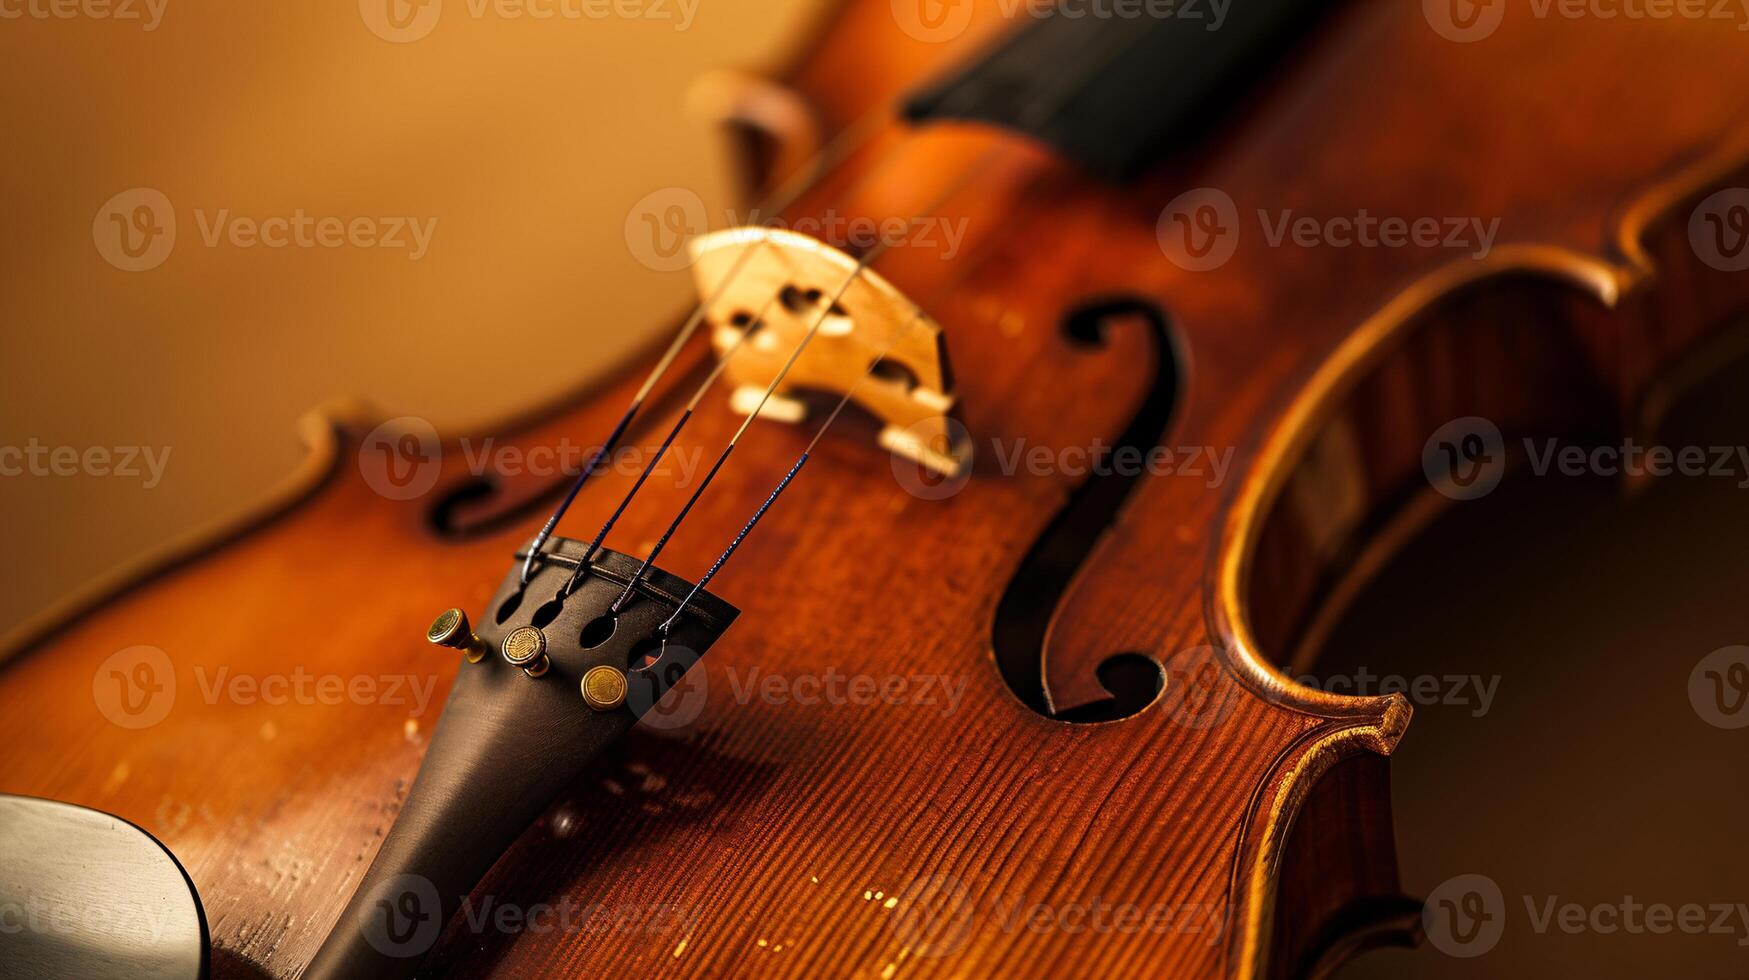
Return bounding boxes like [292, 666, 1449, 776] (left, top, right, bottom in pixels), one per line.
[4, 2, 1749, 978]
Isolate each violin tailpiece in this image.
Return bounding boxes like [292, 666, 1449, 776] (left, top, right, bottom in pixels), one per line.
[303, 541, 737, 980]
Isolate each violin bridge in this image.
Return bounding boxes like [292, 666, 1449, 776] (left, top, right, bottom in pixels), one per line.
[689, 226, 967, 476]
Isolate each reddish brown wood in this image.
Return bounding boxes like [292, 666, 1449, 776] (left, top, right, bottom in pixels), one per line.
[5, 2, 1749, 978]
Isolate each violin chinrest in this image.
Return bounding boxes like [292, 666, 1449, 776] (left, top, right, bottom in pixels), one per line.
[0, 794, 207, 980]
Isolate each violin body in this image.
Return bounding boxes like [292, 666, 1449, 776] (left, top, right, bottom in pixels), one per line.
[6, 2, 1749, 977]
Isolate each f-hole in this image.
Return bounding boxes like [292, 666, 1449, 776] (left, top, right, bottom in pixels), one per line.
[991, 296, 1179, 723]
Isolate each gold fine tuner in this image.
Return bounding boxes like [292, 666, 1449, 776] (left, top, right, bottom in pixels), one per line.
[580, 665, 628, 712]
[500, 625, 551, 678]
[427, 608, 488, 664]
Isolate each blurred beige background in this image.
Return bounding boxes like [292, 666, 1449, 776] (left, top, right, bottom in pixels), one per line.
[0, 0, 827, 629]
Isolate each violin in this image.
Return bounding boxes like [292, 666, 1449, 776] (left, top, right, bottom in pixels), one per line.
[5, 1, 1749, 977]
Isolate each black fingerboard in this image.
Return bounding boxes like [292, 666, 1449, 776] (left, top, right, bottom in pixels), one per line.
[904, 0, 1337, 180]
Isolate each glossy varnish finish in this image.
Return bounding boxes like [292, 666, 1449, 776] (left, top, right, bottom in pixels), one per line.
[4, 2, 1749, 977]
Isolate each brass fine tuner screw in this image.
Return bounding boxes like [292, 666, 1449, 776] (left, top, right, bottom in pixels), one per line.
[580, 665, 628, 711]
[428, 608, 488, 664]
[500, 625, 551, 678]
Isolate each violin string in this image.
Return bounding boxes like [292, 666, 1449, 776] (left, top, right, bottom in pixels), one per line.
[559, 277, 784, 597]
[604, 248, 883, 614]
[656, 307, 928, 635]
[635, 18, 1168, 626]
[554, 124, 935, 599]
[1018, 3, 1167, 130]
[659, 168, 1123, 632]
[517, 107, 888, 585]
[606, 146, 1001, 615]
[539, 13, 1154, 601]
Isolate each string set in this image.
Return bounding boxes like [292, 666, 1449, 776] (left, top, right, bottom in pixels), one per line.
[592, 149, 995, 621]
[523, 7, 1157, 627]
[516, 108, 885, 586]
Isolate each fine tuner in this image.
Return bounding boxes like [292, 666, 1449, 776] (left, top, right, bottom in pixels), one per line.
[426, 539, 735, 713]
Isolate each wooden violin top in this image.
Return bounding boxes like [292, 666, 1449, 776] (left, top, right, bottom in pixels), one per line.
[5, 2, 1749, 977]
